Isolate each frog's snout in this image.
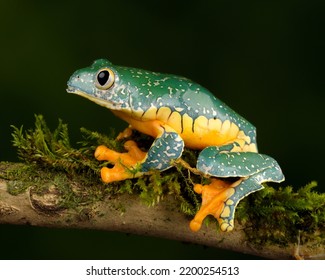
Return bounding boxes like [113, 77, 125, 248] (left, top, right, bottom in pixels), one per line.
[66, 73, 79, 93]
[66, 68, 96, 97]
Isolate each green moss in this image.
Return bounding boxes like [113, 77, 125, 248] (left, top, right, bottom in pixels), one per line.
[236, 181, 325, 247]
[6, 114, 325, 248]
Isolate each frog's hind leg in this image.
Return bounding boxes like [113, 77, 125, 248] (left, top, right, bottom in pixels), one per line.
[95, 125, 184, 183]
[191, 148, 284, 232]
[190, 176, 263, 232]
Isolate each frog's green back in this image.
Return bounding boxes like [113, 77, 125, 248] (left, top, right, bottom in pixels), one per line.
[114, 64, 257, 146]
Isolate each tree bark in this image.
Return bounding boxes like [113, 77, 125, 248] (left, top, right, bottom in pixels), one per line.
[0, 162, 323, 260]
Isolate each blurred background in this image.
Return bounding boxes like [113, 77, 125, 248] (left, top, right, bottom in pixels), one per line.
[0, 0, 324, 259]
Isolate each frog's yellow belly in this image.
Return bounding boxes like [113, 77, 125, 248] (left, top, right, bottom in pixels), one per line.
[113, 108, 257, 152]
[179, 116, 257, 151]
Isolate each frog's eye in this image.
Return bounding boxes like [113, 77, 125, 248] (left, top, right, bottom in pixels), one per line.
[95, 68, 115, 90]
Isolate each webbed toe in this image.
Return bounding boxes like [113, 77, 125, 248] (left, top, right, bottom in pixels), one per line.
[189, 178, 241, 232]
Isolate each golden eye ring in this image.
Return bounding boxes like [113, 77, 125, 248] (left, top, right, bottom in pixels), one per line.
[95, 68, 115, 90]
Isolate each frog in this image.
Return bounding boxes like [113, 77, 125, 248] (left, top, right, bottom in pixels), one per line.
[67, 59, 284, 232]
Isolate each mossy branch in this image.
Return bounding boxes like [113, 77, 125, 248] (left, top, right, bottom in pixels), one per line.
[1, 115, 324, 259]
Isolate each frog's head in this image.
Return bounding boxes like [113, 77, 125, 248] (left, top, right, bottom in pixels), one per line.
[67, 59, 130, 110]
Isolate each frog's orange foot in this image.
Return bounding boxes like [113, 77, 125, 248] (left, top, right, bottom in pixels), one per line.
[94, 140, 146, 183]
[116, 127, 133, 141]
[189, 178, 242, 232]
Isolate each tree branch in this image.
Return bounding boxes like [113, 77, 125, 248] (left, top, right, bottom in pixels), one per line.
[0, 162, 323, 260]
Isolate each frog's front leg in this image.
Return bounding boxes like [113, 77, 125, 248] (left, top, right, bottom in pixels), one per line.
[191, 147, 284, 232]
[95, 123, 184, 183]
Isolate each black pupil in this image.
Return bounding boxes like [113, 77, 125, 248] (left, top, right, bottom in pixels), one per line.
[97, 70, 109, 86]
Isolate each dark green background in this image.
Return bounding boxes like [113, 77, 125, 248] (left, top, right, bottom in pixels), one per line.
[0, 0, 324, 259]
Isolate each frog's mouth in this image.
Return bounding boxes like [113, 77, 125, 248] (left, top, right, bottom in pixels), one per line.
[66, 86, 78, 94]
[66, 86, 124, 110]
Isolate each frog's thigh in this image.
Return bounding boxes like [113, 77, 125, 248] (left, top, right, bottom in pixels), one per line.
[196, 145, 240, 176]
[141, 126, 184, 172]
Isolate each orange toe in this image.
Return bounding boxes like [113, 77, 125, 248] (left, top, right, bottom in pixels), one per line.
[189, 219, 202, 232]
[123, 141, 146, 162]
[95, 145, 121, 162]
[100, 165, 140, 183]
[116, 127, 133, 140]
